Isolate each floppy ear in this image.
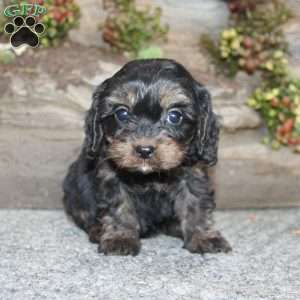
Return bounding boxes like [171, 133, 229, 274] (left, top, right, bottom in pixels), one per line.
[194, 84, 220, 167]
[84, 83, 107, 159]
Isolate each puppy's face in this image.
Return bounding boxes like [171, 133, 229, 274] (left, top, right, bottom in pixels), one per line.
[103, 80, 197, 173]
[90, 60, 212, 173]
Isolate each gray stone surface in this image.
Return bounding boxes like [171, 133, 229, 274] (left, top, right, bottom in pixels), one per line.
[0, 69, 262, 133]
[69, 0, 105, 47]
[0, 72, 87, 129]
[287, 0, 300, 17]
[283, 18, 300, 77]
[214, 105, 261, 132]
[216, 131, 300, 208]
[206, 72, 261, 106]
[142, 0, 229, 45]
[284, 19, 300, 64]
[0, 127, 82, 209]
[0, 209, 300, 300]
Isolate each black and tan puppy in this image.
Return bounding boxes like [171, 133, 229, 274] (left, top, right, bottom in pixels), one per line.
[63, 59, 231, 255]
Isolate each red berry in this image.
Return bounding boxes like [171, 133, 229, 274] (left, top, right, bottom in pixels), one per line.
[288, 137, 298, 145]
[271, 97, 279, 108]
[55, 0, 63, 5]
[243, 37, 254, 49]
[282, 96, 291, 107]
[229, 3, 238, 13]
[53, 10, 62, 22]
[244, 59, 258, 74]
[282, 118, 294, 134]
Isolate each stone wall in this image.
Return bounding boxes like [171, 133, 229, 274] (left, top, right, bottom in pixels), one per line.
[0, 1, 300, 209]
[1, 57, 300, 209]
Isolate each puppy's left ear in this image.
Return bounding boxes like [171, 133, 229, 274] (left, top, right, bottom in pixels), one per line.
[193, 84, 220, 167]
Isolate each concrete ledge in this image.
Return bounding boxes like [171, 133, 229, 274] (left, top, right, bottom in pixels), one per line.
[0, 209, 299, 300]
[0, 128, 81, 209]
[216, 131, 300, 208]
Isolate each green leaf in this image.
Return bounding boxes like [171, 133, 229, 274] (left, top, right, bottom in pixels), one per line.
[137, 46, 163, 59]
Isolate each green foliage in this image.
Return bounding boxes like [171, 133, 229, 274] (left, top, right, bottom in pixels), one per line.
[0, 14, 6, 35]
[201, 0, 290, 78]
[102, 0, 168, 56]
[229, 0, 291, 34]
[248, 79, 300, 152]
[201, 0, 300, 152]
[0, 49, 15, 64]
[40, 0, 80, 47]
[137, 46, 163, 59]
[200, 33, 226, 70]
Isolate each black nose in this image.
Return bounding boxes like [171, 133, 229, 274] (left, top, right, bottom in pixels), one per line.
[135, 145, 155, 159]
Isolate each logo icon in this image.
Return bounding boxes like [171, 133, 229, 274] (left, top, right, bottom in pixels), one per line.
[4, 16, 45, 48]
[3, 2, 46, 48]
[4, 2, 46, 18]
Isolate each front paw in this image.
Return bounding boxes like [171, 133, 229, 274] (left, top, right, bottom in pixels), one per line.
[184, 230, 232, 254]
[99, 230, 141, 256]
[88, 224, 103, 244]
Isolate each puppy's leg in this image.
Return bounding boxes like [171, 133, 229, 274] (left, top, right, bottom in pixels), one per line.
[161, 219, 183, 238]
[94, 190, 141, 256]
[63, 161, 97, 232]
[97, 203, 141, 255]
[64, 160, 140, 255]
[175, 173, 231, 254]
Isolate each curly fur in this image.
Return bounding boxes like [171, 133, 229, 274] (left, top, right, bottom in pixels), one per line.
[63, 59, 231, 255]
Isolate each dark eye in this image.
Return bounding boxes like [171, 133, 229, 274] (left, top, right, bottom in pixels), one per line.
[115, 107, 130, 122]
[167, 109, 183, 125]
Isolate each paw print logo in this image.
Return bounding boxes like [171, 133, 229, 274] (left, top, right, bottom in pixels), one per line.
[4, 16, 45, 48]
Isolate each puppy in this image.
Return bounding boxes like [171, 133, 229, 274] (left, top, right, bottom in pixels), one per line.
[63, 59, 231, 255]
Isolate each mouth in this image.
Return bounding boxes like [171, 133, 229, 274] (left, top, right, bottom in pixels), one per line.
[139, 160, 154, 174]
[109, 155, 182, 174]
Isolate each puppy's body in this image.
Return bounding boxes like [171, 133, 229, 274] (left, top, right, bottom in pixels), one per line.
[63, 59, 231, 255]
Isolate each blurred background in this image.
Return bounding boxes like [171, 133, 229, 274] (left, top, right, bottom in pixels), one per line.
[0, 0, 299, 209]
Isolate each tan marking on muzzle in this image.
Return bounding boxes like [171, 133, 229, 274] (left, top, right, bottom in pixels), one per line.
[107, 136, 186, 172]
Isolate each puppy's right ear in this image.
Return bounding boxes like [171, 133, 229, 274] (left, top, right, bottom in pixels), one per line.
[84, 82, 107, 159]
[193, 84, 220, 167]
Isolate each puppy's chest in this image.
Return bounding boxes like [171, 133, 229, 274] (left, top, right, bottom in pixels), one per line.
[129, 181, 177, 222]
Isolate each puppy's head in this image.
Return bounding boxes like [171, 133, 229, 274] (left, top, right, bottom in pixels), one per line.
[85, 59, 219, 173]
